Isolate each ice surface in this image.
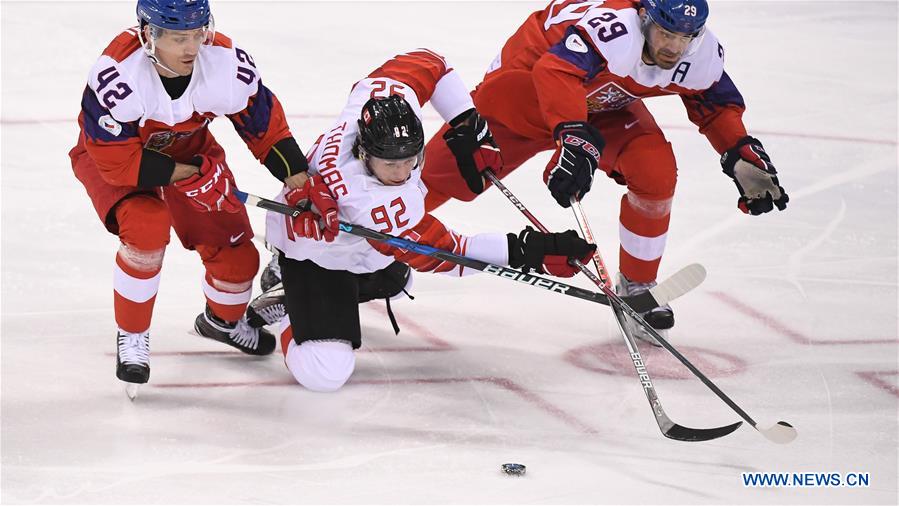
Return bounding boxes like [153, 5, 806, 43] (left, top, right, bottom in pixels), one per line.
[2, 1, 896, 504]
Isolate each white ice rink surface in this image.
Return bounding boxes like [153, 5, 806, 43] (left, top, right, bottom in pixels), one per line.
[2, 1, 897, 504]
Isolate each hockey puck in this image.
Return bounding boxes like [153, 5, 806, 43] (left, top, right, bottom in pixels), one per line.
[501, 463, 526, 476]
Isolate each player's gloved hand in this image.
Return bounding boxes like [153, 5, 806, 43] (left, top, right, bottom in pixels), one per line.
[720, 136, 789, 215]
[443, 108, 503, 194]
[543, 121, 605, 208]
[368, 215, 461, 273]
[507, 226, 596, 278]
[173, 153, 241, 213]
[284, 175, 339, 242]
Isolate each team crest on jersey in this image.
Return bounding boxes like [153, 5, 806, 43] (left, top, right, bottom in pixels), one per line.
[145, 130, 194, 152]
[144, 116, 210, 152]
[586, 83, 638, 113]
[98, 114, 122, 136]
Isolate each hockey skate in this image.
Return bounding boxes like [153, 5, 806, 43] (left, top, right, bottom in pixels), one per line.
[615, 273, 674, 347]
[116, 329, 150, 399]
[259, 251, 282, 292]
[246, 282, 286, 329]
[194, 305, 276, 355]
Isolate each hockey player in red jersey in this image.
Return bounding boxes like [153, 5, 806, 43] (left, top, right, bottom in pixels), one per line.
[248, 50, 596, 392]
[69, 0, 331, 389]
[420, 0, 789, 344]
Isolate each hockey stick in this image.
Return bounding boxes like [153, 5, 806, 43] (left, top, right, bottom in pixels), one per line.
[483, 170, 738, 442]
[570, 197, 797, 444]
[483, 170, 706, 308]
[234, 190, 652, 311]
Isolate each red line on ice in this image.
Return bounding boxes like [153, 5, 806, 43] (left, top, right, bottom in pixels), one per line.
[364, 302, 455, 350]
[709, 291, 898, 345]
[103, 303, 453, 358]
[855, 371, 899, 398]
[153, 376, 598, 434]
[4, 114, 895, 146]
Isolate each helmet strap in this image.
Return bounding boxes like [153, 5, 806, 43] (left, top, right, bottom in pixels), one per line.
[136, 16, 216, 77]
[138, 24, 181, 77]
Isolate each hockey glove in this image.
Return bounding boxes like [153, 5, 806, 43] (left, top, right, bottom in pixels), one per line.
[507, 226, 596, 278]
[443, 108, 503, 194]
[173, 153, 241, 213]
[721, 136, 789, 215]
[544, 121, 605, 208]
[368, 214, 462, 273]
[284, 175, 340, 242]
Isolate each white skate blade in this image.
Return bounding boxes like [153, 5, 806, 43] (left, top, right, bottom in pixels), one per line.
[758, 421, 797, 444]
[124, 383, 140, 401]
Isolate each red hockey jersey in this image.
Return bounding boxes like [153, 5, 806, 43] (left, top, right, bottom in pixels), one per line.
[477, 0, 747, 152]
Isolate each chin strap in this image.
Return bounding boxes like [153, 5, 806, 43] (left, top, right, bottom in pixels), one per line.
[137, 27, 181, 76]
[136, 18, 216, 77]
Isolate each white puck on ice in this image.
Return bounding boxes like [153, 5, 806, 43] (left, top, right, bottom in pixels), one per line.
[501, 463, 526, 476]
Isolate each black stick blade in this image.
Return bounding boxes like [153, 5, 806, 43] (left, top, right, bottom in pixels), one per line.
[663, 421, 743, 442]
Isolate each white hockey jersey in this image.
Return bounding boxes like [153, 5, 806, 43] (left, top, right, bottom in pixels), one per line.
[73, 28, 294, 187]
[266, 50, 509, 275]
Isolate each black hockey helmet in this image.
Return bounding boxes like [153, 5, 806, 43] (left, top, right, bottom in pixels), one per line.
[356, 95, 424, 160]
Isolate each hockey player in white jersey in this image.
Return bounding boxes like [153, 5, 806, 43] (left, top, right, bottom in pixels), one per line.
[256, 50, 597, 392]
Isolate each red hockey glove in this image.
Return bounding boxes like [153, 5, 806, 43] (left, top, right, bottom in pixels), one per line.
[369, 214, 462, 273]
[173, 153, 241, 213]
[284, 175, 339, 242]
[443, 108, 503, 194]
[543, 121, 605, 208]
[507, 226, 596, 278]
[721, 136, 789, 215]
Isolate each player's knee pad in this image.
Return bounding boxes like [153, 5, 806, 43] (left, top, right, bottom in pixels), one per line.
[198, 242, 260, 290]
[116, 194, 171, 252]
[284, 339, 355, 392]
[357, 261, 413, 303]
[618, 135, 677, 200]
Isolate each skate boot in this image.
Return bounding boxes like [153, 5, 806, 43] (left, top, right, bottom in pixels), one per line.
[260, 251, 282, 292]
[116, 329, 150, 391]
[246, 282, 286, 329]
[194, 305, 276, 355]
[615, 273, 674, 347]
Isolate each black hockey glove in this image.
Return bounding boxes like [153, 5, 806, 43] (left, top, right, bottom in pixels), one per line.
[443, 108, 503, 195]
[543, 121, 606, 208]
[507, 226, 596, 278]
[721, 136, 789, 215]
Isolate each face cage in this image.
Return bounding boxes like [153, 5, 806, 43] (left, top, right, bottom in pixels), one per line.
[359, 148, 425, 185]
[640, 14, 706, 60]
[138, 15, 216, 75]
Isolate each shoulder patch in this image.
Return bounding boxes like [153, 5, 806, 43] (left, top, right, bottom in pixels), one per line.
[98, 114, 123, 136]
[565, 33, 589, 53]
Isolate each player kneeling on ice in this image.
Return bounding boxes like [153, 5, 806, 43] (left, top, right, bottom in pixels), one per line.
[248, 50, 595, 392]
